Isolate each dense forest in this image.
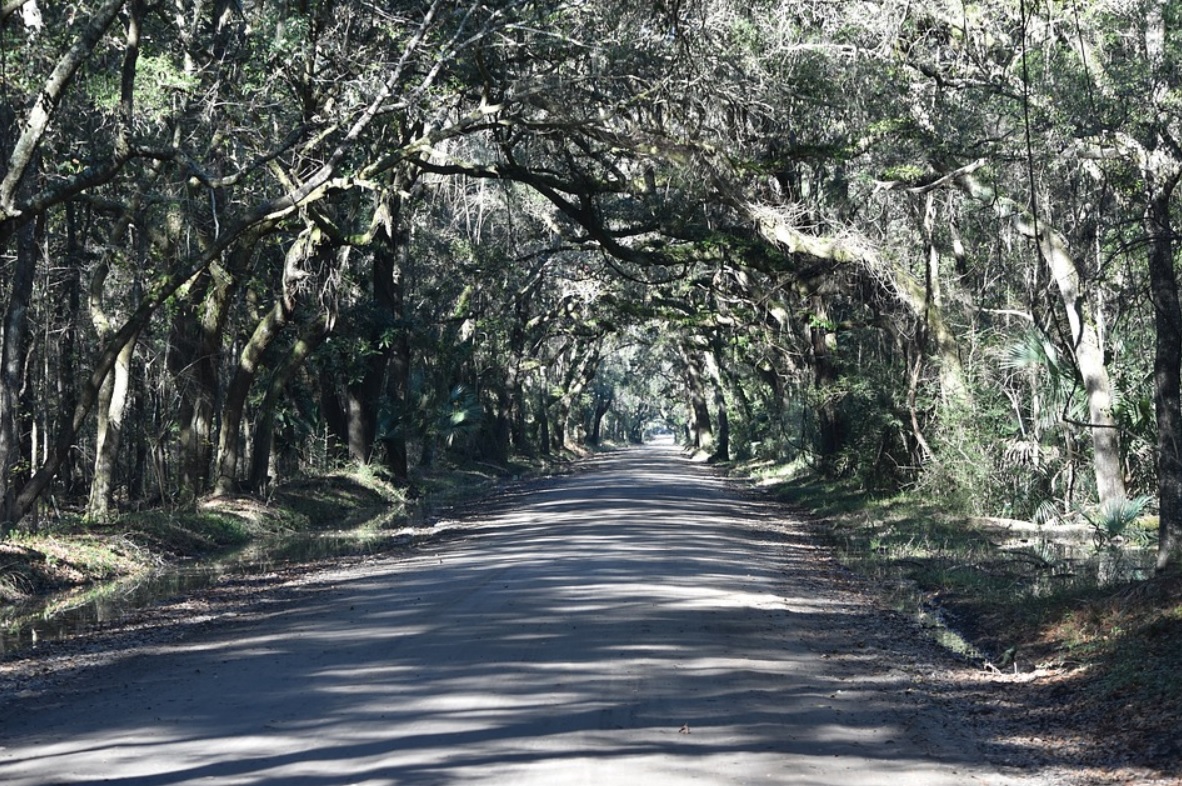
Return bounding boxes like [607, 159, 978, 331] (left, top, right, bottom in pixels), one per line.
[1, 0, 1179, 572]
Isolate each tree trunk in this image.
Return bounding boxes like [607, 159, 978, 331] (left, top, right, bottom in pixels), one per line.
[504, 269, 543, 456]
[551, 343, 601, 452]
[537, 391, 551, 456]
[809, 295, 842, 473]
[383, 342, 411, 479]
[955, 173, 1125, 503]
[704, 341, 730, 462]
[170, 262, 237, 498]
[0, 217, 37, 532]
[214, 226, 323, 494]
[248, 316, 330, 491]
[552, 400, 569, 451]
[345, 381, 378, 463]
[587, 391, 611, 446]
[682, 350, 714, 454]
[320, 367, 349, 450]
[214, 298, 290, 496]
[1141, 1, 1182, 571]
[919, 193, 970, 406]
[1036, 228, 1126, 504]
[87, 331, 138, 519]
[510, 383, 530, 454]
[713, 400, 730, 462]
[374, 237, 411, 480]
[55, 203, 84, 496]
[484, 387, 512, 465]
[1147, 183, 1182, 572]
[86, 255, 140, 519]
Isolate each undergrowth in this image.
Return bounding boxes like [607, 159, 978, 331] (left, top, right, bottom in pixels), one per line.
[741, 462, 1176, 677]
[740, 460, 1182, 773]
[0, 468, 399, 604]
[0, 451, 575, 608]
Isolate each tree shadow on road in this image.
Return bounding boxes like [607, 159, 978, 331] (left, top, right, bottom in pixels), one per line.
[0, 447, 1082, 785]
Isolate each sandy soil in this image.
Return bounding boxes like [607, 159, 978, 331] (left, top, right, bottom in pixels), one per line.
[0, 445, 1065, 785]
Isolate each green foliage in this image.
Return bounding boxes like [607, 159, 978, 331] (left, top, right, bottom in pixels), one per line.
[1084, 495, 1155, 552]
[1000, 330, 1087, 428]
[430, 385, 484, 446]
[878, 163, 927, 183]
[919, 410, 1000, 515]
[0, 0, 1173, 580]
[90, 54, 197, 126]
[267, 16, 312, 63]
[1112, 373, 1157, 498]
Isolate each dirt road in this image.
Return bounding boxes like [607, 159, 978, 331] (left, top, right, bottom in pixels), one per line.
[0, 444, 1031, 785]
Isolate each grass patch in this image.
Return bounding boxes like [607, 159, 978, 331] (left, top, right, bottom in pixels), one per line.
[0, 470, 402, 606]
[740, 461, 1182, 772]
[743, 466, 1158, 670]
[1049, 578, 1182, 698]
[0, 451, 575, 611]
[115, 509, 257, 555]
[0, 534, 146, 602]
[737, 465, 1182, 765]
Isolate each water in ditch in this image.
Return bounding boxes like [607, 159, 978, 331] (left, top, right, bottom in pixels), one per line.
[0, 528, 425, 656]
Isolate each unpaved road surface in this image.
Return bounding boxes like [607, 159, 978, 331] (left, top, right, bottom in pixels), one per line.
[0, 445, 1034, 785]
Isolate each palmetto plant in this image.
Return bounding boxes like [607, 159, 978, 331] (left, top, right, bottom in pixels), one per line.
[1000, 330, 1087, 431]
[1083, 495, 1154, 551]
[433, 385, 483, 447]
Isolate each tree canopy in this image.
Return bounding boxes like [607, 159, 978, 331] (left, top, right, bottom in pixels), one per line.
[2, 0, 1180, 570]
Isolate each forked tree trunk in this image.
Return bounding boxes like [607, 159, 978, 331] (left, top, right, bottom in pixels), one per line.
[86, 255, 141, 519]
[213, 229, 318, 495]
[587, 392, 611, 446]
[170, 259, 239, 498]
[552, 343, 600, 451]
[214, 299, 290, 496]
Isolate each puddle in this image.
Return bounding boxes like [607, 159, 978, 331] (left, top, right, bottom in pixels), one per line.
[876, 528, 1159, 668]
[0, 527, 425, 656]
[916, 544, 1158, 669]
